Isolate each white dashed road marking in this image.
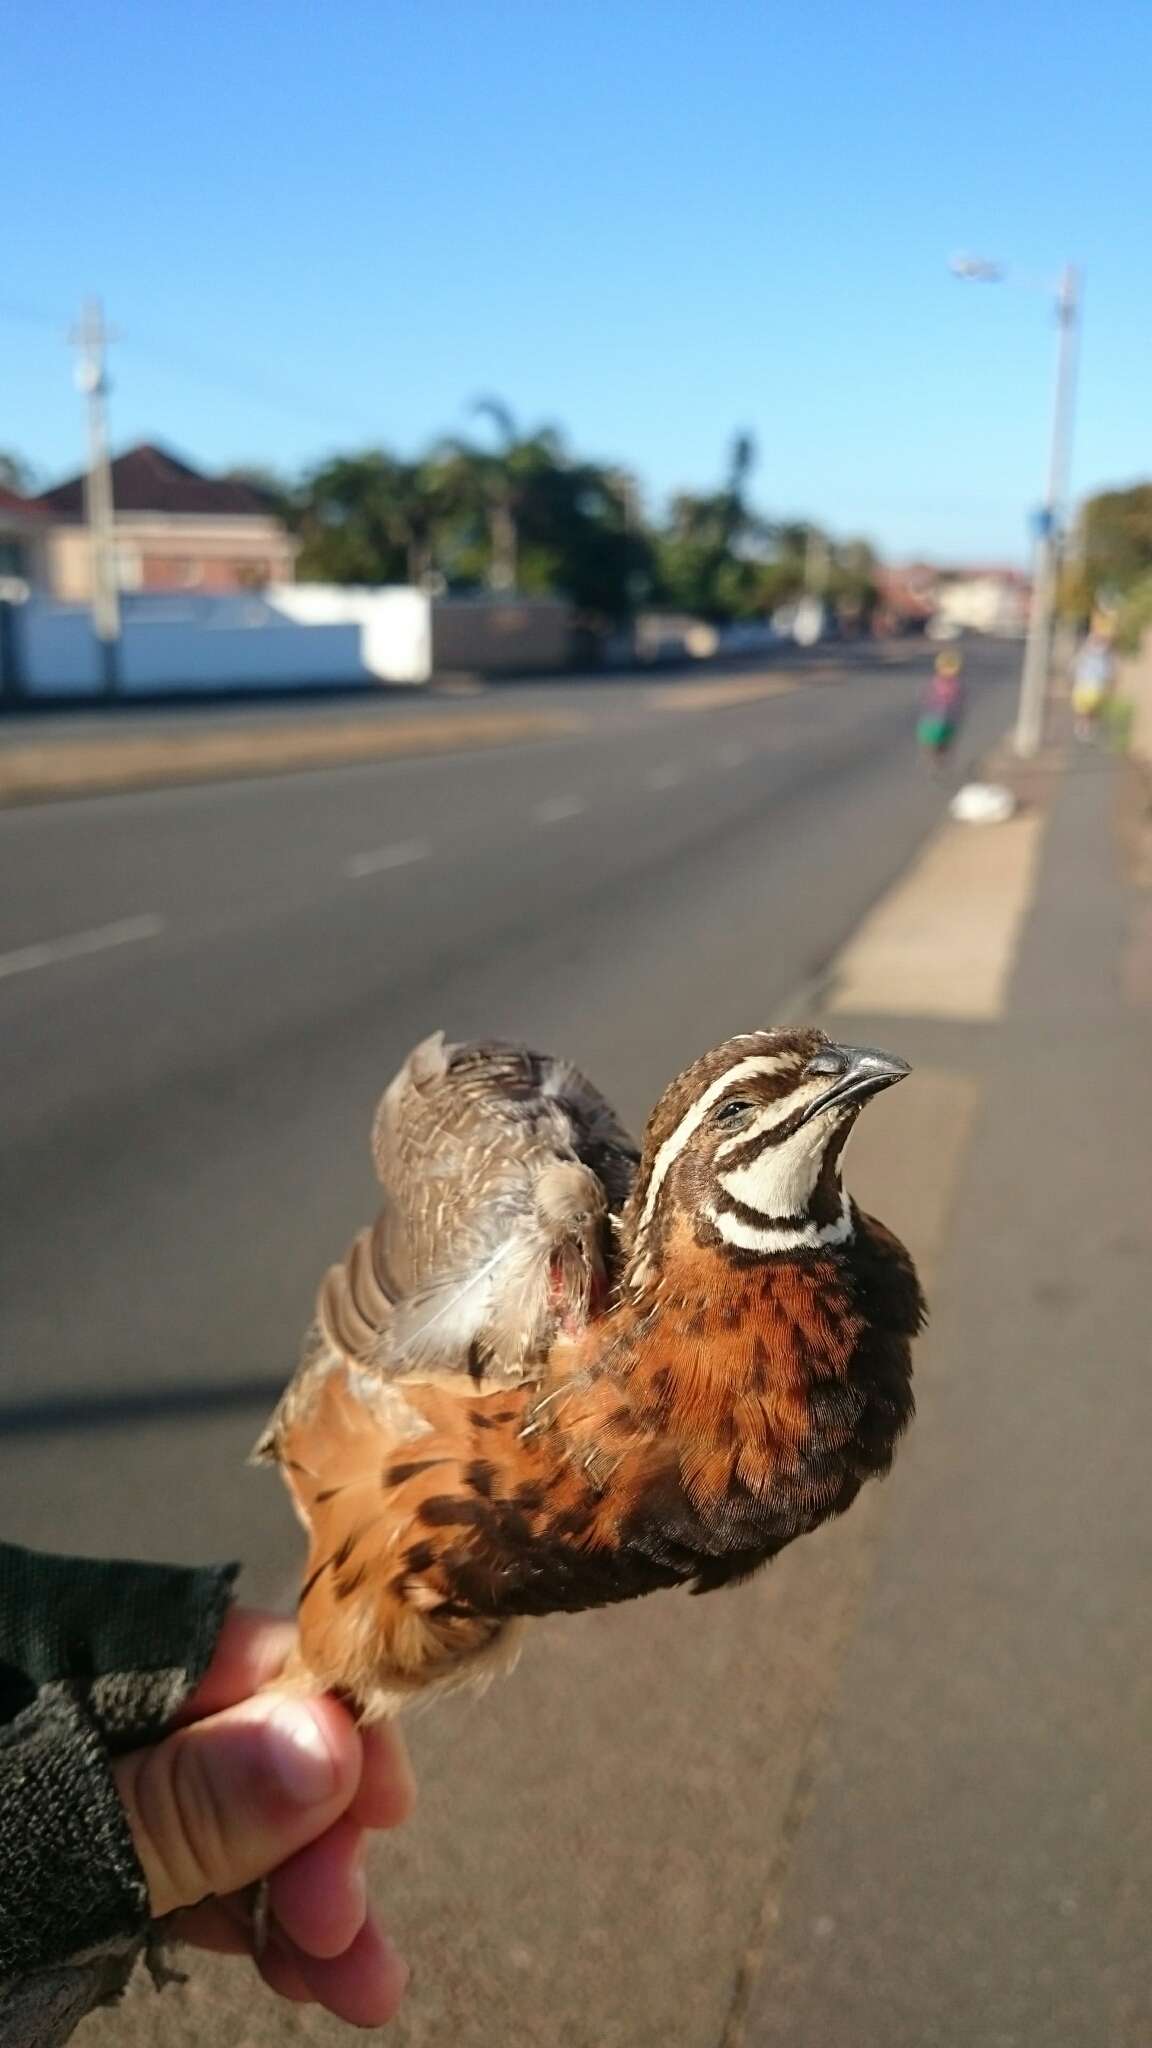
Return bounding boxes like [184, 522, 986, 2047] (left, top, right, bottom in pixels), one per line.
[645, 763, 686, 791]
[0, 913, 166, 982]
[345, 839, 431, 879]
[533, 795, 587, 824]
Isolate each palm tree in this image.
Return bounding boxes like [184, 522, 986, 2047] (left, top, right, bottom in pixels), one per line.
[294, 453, 449, 587]
[469, 396, 521, 590]
[655, 430, 775, 620]
[440, 402, 568, 594]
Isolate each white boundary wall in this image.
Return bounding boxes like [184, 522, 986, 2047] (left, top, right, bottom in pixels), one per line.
[7, 587, 575, 697]
[265, 586, 431, 682]
[14, 594, 366, 696]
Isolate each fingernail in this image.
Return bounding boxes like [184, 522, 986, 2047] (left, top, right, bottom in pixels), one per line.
[266, 1701, 341, 1806]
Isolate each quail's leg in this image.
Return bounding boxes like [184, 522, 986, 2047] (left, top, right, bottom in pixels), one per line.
[246, 1877, 272, 1956]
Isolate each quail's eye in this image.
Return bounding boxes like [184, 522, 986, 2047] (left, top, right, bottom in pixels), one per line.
[712, 1098, 755, 1128]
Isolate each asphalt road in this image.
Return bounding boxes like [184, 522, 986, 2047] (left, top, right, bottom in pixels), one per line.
[0, 642, 1014, 2046]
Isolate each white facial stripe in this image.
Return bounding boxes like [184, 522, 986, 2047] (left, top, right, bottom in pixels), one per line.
[715, 1071, 847, 1160]
[716, 1073, 859, 1217]
[634, 1052, 793, 1244]
[718, 1126, 824, 1218]
[704, 1195, 853, 1255]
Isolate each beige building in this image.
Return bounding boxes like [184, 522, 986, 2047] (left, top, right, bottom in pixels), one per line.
[933, 568, 1030, 637]
[34, 443, 297, 599]
[0, 486, 49, 591]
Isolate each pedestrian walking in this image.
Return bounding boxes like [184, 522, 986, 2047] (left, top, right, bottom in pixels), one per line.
[1071, 631, 1114, 742]
[917, 651, 965, 774]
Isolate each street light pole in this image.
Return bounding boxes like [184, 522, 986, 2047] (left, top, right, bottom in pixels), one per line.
[803, 525, 827, 596]
[71, 297, 121, 698]
[1014, 264, 1079, 757]
[950, 257, 1081, 757]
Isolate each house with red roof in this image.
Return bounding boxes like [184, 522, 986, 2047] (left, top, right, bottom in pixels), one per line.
[32, 442, 298, 599]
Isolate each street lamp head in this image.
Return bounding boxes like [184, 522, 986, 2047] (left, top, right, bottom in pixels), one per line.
[949, 254, 1005, 283]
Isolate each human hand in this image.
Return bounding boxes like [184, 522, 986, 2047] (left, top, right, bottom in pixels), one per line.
[111, 1609, 414, 2028]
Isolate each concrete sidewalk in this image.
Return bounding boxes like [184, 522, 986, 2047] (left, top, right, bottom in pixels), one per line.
[743, 745, 1152, 2045]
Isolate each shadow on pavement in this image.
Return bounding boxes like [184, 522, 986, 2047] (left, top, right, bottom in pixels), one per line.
[0, 1375, 283, 1437]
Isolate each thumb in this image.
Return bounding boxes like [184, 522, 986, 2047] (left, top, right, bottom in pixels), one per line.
[112, 1693, 362, 1919]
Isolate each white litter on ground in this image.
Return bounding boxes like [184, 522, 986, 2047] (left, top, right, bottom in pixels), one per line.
[949, 782, 1018, 825]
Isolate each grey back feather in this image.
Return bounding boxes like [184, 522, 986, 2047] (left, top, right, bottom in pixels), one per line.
[256, 1034, 639, 1456]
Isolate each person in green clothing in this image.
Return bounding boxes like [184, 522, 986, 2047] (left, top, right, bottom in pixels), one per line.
[0, 1540, 415, 2043]
[917, 650, 966, 774]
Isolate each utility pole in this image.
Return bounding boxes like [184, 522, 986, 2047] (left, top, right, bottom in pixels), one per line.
[71, 297, 120, 696]
[1014, 265, 1080, 758]
[803, 526, 828, 595]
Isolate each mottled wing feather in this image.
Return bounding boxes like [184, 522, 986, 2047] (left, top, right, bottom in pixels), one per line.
[316, 1214, 397, 1363]
[373, 1034, 637, 1285]
[257, 1033, 639, 1464]
[367, 1035, 638, 1380]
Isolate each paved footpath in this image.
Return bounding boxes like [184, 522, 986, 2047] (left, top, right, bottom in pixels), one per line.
[88, 737, 1152, 2048]
[745, 743, 1152, 2048]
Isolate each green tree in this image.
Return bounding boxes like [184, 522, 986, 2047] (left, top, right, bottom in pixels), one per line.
[294, 453, 449, 586]
[429, 406, 550, 593]
[1076, 484, 1152, 610]
[825, 537, 880, 630]
[433, 414, 653, 623]
[655, 431, 774, 620]
[272, 414, 882, 642]
[0, 452, 36, 495]
[468, 397, 522, 589]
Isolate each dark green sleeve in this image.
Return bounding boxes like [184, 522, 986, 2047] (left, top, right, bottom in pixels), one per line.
[0, 1541, 237, 1747]
[0, 1541, 237, 1987]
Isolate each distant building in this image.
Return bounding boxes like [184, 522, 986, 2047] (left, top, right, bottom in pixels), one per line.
[33, 443, 298, 599]
[0, 485, 48, 590]
[877, 562, 1031, 637]
[933, 567, 1030, 636]
[874, 562, 938, 630]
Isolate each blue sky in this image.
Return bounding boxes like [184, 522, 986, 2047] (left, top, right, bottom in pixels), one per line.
[5, 0, 1150, 561]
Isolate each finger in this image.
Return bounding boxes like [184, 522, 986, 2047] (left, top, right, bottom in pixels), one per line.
[174, 1896, 255, 1956]
[170, 1901, 319, 2006]
[113, 1693, 361, 1917]
[347, 1718, 417, 1830]
[181, 1610, 416, 1827]
[266, 1816, 367, 1960]
[288, 1917, 409, 2029]
[255, 1934, 317, 2004]
[176, 1610, 298, 1724]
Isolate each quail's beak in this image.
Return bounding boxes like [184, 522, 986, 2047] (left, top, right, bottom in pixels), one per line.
[797, 1042, 911, 1125]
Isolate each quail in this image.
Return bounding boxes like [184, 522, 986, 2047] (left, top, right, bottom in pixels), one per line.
[256, 1027, 922, 1716]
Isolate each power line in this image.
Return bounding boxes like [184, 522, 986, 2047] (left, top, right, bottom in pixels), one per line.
[119, 333, 382, 436]
[0, 294, 383, 439]
[0, 296, 65, 332]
